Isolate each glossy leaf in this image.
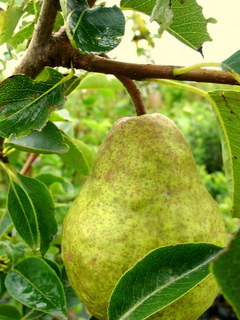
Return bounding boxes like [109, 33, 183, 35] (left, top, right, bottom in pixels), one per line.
[61, 0, 125, 54]
[59, 134, 94, 175]
[208, 90, 240, 218]
[5, 121, 69, 154]
[7, 173, 57, 256]
[121, 0, 215, 51]
[5, 257, 67, 319]
[108, 243, 223, 320]
[211, 231, 240, 318]
[221, 50, 240, 83]
[0, 68, 66, 138]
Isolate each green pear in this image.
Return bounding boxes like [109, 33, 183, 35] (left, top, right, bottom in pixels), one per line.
[62, 113, 227, 320]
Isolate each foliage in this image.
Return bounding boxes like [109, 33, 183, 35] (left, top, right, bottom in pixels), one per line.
[0, 1, 240, 320]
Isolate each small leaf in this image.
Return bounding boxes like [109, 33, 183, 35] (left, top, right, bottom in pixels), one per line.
[5, 121, 69, 154]
[221, 50, 240, 83]
[208, 90, 240, 218]
[5, 257, 67, 319]
[59, 134, 94, 175]
[0, 68, 66, 138]
[211, 231, 240, 318]
[79, 73, 124, 89]
[36, 173, 73, 194]
[7, 174, 57, 256]
[108, 243, 223, 320]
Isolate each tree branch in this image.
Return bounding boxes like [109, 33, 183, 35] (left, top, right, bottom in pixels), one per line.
[47, 30, 240, 86]
[14, 27, 239, 86]
[14, 0, 60, 76]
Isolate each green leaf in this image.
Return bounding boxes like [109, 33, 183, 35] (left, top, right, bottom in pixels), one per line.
[36, 173, 73, 194]
[7, 21, 34, 50]
[61, 0, 125, 54]
[7, 173, 57, 256]
[211, 231, 240, 318]
[108, 243, 223, 320]
[0, 212, 12, 236]
[5, 257, 67, 319]
[0, 241, 25, 268]
[121, 0, 215, 51]
[221, 50, 240, 83]
[0, 304, 21, 320]
[208, 90, 240, 218]
[59, 134, 94, 175]
[0, 67, 66, 138]
[78, 73, 124, 89]
[5, 121, 69, 154]
[0, 4, 24, 45]
[150, 0, 174, 35]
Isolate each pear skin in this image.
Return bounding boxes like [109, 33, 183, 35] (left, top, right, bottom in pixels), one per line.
[62, 113, 227, 320]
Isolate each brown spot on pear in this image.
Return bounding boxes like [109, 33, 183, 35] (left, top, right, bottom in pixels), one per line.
[62, 113, 227, 320]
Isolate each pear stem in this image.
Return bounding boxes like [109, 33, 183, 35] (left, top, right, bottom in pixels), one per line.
[116, 75, 147, 116]
[101, 54, 146, 116]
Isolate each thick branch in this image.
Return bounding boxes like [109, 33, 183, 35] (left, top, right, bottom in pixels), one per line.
[14, 27, 239, 86]
[46, 31, 239, 86]
[14, 0, 60, 76]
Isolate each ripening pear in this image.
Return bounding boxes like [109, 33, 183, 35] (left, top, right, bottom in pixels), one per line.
[62, 113, 227, 320]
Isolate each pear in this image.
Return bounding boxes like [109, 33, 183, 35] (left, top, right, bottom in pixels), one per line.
[62, 113, 227, 320]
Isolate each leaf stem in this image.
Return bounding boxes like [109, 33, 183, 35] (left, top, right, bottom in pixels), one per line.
[116, 75, 146, 116]
[173, 62, 221, 76]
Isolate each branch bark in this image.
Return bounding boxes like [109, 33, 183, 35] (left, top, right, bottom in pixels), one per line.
[14, 23, 239, 86]
[41, 30, 238, 86]
[14, 0, 60, 77]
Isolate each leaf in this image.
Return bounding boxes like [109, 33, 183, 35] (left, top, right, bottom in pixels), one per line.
[221, 50, 240, 83]
[0, 241, 25, 267]
[150, 0, 174, 35]
[5, 121, 69, 154]
[0, 212, 12, 236]
[0, 304, 21, 320]
[120, 0, 215, 51]
[59, 134, 94, 175]
[7, 173, 57, 256]
[61, 0, 125, 54]
[108, 243, 223, 320]
[7, 21, 34, 50]
[0, 67, 66, 138]
[208, 90, 240, 218]
[211, 231, 240, 318]
[0, 4, 24, 45]
[36, 173, 73, 194]
[5, 257, 67, 319]
[78, 73, 124, 89]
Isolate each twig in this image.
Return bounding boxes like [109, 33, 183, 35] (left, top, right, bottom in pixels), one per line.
[20, 153, 39, 175]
